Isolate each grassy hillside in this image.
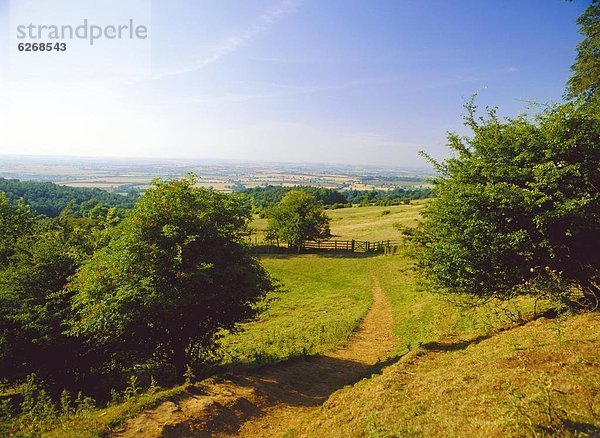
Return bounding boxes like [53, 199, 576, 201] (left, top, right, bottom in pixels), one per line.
[6, 201, 598, 437]
[300, 312, 600, 436]
[218, 255, 373, 366]
[250, 201, 426, 243]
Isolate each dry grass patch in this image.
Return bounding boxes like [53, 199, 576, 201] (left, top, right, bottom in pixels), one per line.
[300, 312, 600, 437]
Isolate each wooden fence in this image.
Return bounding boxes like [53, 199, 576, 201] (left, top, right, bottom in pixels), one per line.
[247, 238, 400, 254]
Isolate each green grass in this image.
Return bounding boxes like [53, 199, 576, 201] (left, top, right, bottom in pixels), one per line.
[300, 312, 600, 437]
[1, 384, 188, 438]
[218, 254, 374, 366]
[248, 201, 427, 243]
[326, 202, 426, 241]
[6, 200, 598, 437]
[367, 253, 541, 353]
[5, 254, 376, 437]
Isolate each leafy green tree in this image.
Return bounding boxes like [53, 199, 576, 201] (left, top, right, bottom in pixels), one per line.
[69, 176, 274, 378]
[266, 190, 331, 250]
[567, 1, 599, 99]
[411, 97, 599, 308]
[0, 211, 99, 385]
[0, 193, 34, 267]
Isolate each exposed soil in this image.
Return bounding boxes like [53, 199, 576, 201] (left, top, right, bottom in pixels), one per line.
[113, 278, 395, 437]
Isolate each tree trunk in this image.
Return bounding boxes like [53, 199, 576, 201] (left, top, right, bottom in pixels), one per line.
[172, 339, 187, 381]
[582, 282, 600, 310]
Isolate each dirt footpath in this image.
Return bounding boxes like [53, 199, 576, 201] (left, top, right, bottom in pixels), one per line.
[114, 278, 395, 437]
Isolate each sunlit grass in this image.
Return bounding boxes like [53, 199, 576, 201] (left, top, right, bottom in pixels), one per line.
[248, 200, 428, 243]
[7, 199, 596, 437]
[300, 312, 600, 437]
[218, 254, 374, 366]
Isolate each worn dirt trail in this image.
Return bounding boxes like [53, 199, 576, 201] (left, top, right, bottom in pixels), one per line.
[114, 278, 395, 437]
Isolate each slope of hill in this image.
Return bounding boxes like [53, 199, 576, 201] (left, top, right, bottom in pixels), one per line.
[300, 312, 600, 436]
[4, 203, 598, 437]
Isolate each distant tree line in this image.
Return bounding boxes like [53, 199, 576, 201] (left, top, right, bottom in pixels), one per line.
[0, 178, 431, 221]
[343, 187, 432, 206]
[0, 178, 138, 218]
[239, 185, 432, 214]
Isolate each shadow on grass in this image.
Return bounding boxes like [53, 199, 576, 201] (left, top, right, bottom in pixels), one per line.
[421, 308, 561, 353]
[556, 419, 600, 435]
[220, 351, 405, 411]
[256, 250, 383, 259]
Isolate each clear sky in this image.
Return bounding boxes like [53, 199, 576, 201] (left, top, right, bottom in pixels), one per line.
[0, 0, 591, 166]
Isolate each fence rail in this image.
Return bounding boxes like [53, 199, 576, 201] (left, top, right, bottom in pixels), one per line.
[247, 238, 400, 254]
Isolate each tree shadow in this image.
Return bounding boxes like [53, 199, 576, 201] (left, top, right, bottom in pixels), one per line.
[555, 419, 600, 435]
[191, 352, 405, 436]
[229, 355, 376, 406]
[421, 308, 561, 353]
[257, 250, 383, 259]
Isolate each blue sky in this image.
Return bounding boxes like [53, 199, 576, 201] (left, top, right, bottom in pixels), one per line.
[0, 0, 590, 166]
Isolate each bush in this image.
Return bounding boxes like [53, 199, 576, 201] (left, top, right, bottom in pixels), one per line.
[69, 175, 276, 378]
[410, 96, 599, 308]
[266, 190, 331, 250]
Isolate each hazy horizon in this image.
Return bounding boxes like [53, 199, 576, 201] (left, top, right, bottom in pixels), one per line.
[0, 152, 436, 173]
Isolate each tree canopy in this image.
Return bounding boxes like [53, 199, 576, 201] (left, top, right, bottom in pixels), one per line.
[0, 178, 138, 218]
[239, 184, 431, 212]
[266, 190, 331, 250]
[410, 96, 599, 308]
[410, 3, 600, 309]
[0, 206, 100, 386]
[68, 176, 275, 377]
[567, 1, 600, 98]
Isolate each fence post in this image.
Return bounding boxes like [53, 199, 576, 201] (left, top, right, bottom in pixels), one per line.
[366, 241, 370, 252]
[351, 239, 355, 252]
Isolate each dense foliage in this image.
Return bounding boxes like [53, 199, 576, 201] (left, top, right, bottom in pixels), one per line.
[0, 178, 138, 217]
[411, 96, 599, 307]
[69, 176, 274, 377]
[266, 190, 331, 249]
[567, 1, 599, 99]
[411, 3, 600, 308]
[343, 187, 432, 206]
[0, 176, 274, 398]
[0, 218, 104, 387]
[240, 184, 431, 213]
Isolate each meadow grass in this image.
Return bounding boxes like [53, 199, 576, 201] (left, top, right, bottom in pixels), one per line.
[299, 311, 600, 437]
[218, 254, 374, 366]
[6, 254, 377, 437]
[9, 385, 188, 438]
[326, 202, 426, 241]
[7, 200, 598, 436]
[248, 201, 427, 243]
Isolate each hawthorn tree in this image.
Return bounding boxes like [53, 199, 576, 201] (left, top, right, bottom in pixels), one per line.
[266, 190, 331, 250]
[411, 96, 599, 308]
[68, 176, 275, 378]
[411, 3, 600, 308]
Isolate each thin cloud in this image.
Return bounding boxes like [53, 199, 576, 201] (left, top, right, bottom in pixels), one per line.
[154, 0, 300, 79]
